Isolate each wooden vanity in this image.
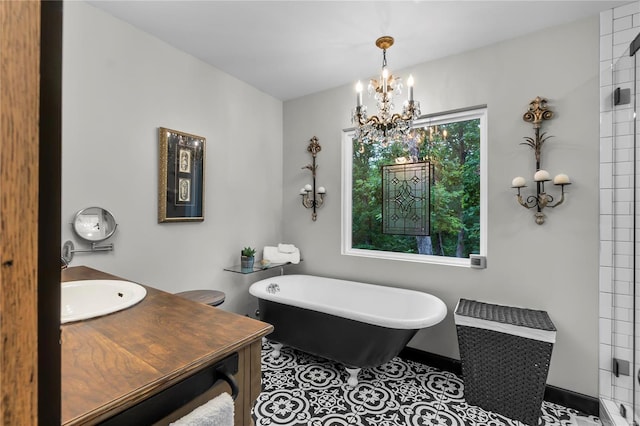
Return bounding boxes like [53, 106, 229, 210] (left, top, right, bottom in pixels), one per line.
[61, 266, 273, 425]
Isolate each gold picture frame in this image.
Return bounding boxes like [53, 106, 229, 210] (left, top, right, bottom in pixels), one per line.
[158, 127, 206, 222]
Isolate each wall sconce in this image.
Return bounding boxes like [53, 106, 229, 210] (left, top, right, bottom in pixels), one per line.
[300, 136, 326, 221]
[511, 97, 571, 225]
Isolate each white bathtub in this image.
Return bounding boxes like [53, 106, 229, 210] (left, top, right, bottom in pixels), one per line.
[250, 274, 447, 384]
[250, 274, 447, 329]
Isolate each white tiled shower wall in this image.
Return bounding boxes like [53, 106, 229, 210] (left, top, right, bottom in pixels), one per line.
[600, 1, 640, 418]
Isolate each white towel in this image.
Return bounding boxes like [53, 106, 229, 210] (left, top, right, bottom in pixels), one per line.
[277, 243, 297, 254]
[263, 246, 300, 264]
[170, 392, 234, 426]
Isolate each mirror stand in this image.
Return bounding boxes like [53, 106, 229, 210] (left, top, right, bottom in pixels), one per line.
[61, 240, 114, 264]
[62, 207, 118, 265]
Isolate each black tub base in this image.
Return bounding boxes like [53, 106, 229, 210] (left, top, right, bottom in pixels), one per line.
[258, 299, 417, 385]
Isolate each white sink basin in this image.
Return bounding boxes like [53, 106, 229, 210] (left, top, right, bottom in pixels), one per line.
[61, 279, 147, 324]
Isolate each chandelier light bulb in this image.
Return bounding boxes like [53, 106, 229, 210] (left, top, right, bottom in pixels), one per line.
[407, 74, 414, 101]
[382, 67, 389, 93]
[355, 81, 363, 107]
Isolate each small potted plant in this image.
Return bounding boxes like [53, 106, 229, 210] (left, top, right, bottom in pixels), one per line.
[241, 246, 256, 270]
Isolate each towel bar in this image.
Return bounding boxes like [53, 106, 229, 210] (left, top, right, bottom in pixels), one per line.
[218, 369, 238, 401]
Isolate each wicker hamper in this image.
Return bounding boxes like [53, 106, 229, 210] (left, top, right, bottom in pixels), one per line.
[455, 299, 556, 426]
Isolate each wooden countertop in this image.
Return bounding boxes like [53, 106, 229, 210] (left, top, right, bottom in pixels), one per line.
[61, 266, 273, 425]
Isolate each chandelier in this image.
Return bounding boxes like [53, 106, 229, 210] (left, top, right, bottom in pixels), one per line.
[352, 36, 421, 147]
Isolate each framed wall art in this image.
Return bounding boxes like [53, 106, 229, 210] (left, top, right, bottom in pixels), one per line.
[158, 127, 206, 222]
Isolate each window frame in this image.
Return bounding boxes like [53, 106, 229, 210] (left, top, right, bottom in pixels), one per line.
[341, 106, 488, 267]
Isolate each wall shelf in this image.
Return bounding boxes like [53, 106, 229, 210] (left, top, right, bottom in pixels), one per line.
[223, 262, 294, 275]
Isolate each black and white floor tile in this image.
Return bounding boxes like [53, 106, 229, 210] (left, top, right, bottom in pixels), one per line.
[252, 341, 601, 426]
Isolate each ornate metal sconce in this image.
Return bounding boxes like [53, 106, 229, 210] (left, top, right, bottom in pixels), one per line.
[300, 136, 326, 221]
[511, 97, 571, 225]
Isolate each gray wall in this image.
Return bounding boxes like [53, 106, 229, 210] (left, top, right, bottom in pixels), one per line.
[283, 17, 600, 396]
[62, 2, 284, 316]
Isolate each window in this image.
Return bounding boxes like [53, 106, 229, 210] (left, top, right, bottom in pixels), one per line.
[341, 107, 487, 266]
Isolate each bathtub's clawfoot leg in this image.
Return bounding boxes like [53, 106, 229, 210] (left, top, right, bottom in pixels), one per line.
[345, 367, 361, 387]
[271, 343, 283, 359]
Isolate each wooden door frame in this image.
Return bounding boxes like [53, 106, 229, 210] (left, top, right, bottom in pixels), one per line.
[0, 0, 62, 423]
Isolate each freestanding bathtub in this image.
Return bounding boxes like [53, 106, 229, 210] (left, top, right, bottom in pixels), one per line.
[249, 274, 447, 386]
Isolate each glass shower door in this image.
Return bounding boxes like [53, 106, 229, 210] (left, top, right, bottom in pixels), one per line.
[607, 42, 637, 423]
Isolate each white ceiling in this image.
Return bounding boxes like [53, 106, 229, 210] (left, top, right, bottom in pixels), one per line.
[88, 1, 627, 101]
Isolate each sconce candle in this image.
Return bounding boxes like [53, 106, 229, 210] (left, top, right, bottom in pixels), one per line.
[304, 184, 313, 192]
[511, 176, 526, 188]
[300, 188, 307, 195]
[553, 173, 570, 185]
[318, 186, 326, 194]
[533, 169, 550, 182]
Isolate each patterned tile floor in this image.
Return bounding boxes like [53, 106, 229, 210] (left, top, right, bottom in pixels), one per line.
[252, 341, 601, 426]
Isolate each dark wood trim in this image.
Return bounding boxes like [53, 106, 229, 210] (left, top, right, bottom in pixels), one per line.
[398, 347, 599, 417]
[38, 0, 63, 423]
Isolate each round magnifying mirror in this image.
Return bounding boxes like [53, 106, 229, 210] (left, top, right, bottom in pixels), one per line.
[72, 207, 117, 242]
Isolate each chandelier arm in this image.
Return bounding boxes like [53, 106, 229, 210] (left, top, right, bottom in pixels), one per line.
[353, 108, 368, 126]
[390, 112, 414, 123]
[365, 115, 384, 126]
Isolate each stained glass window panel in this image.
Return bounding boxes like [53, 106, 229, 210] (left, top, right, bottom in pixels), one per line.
[382, 162, 431, 236]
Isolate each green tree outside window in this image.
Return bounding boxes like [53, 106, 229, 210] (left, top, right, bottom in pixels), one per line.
[351, 117, 481, 258]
